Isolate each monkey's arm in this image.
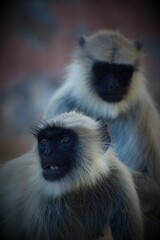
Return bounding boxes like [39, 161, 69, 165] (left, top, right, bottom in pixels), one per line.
[133, 171, 160, 214]
[133, 172, 160, 239]
[133, 99, 160, 214]
[109, 103, 160, 216]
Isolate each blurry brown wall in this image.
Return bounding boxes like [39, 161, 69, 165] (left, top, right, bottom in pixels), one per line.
[0, 0, 160, 162]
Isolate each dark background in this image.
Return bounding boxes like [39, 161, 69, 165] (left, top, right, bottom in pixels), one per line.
[0, 0, 160, 163]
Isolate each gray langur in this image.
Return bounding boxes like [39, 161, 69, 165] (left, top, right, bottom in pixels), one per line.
[43, 29, 160, 239]
[44, 30, 160, 215]
[0, 112, 143, 240]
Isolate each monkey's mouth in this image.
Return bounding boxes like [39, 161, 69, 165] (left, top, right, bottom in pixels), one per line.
[96, 87, 128, 103]
[100, 93, 125, 103]
[42, 163, 69, 181]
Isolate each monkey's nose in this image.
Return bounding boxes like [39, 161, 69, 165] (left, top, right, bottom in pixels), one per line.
[45, 148, 54, 156]
[108, 78, 119, 91]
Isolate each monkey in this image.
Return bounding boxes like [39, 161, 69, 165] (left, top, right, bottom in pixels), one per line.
[43, 29, 160, 238]
[0, 111, 143, 240]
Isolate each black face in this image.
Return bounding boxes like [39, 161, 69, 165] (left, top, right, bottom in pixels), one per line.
[92, 61, 134, 103]
[37, 127, 78, 182]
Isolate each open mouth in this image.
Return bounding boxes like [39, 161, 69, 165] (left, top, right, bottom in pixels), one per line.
[42, 164, 69, 181]
[43, 164, 59, 170]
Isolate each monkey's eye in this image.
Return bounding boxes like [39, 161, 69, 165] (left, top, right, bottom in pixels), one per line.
[93, 63, 109, 79]
[39, 138, 47, 145]
[94, 65, 107, 77]
[117, 65, 134, 80]
[119, 69, 132, 78]
[59, 135, 70, 144]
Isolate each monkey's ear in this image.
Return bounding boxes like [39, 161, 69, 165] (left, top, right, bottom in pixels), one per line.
[78, 36, 86, 47]
[98, 120, 111, 151]
[133, 40, 143, 51]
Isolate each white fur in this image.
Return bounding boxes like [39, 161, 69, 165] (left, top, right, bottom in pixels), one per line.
[45, 61, 146, 120]
[0, 112, 143, 239]
[66, 61, 147, 119]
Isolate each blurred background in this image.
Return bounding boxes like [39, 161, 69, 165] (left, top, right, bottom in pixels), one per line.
[0, 0, 160, 163]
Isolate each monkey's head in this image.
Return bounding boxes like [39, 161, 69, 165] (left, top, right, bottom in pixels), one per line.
[69, 29, 144, 118]
[33, 112, 110, 197]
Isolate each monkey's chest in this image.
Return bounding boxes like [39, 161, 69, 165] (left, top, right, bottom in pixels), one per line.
[109, 118, 141, 169]
[34, 194, 109, 240]
[43, 205, 105, 239]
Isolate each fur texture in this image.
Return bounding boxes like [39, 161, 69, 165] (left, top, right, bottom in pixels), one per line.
[44, 29, 160, 213]
[44, 29, 160, 239]
[0, 112, 143, 240]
